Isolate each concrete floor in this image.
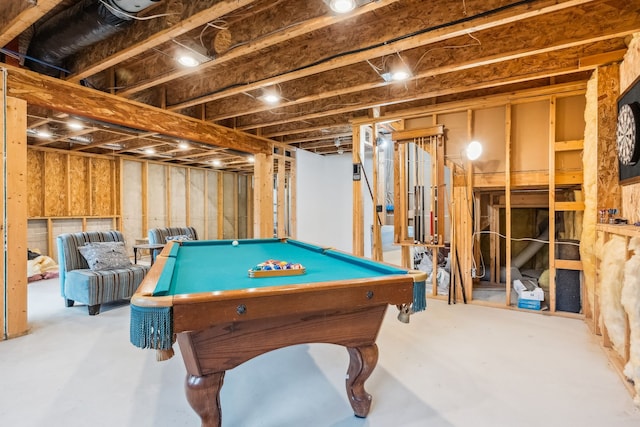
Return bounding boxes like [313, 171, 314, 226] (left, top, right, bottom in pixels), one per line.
[1, 278, 639, 427]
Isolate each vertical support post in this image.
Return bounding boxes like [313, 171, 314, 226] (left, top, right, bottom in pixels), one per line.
[289, 154, 297, 238]
[549, 96, 557, 312]
[141, 161, 149, 238]
[253, 151, 274, 238]
[465, 109, 475, 301]
[217, 172, 224, 239]
[352, 125, 364, 256]
[505, 104, 512, 306]
[371, 125, 382, 261]
[1, 84, 28, 338]
[277, 155, 286, 237]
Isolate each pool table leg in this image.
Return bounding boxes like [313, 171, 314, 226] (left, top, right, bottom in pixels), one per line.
[346, 344, 378, 418]
[185, 372, 225, 427]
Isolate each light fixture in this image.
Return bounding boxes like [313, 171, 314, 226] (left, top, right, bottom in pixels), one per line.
[36, 125, 52, 138]
[327, 0, 356, 13]
[177, 55, 200, 67]
[178, 141, 190, 150]
[247, 156, 255, 163]
[173, 40, 212, 68]
[466, 140, 483, 161]
[211, 159, 222, 167]
[257, 87, 281, 104]
[380, 54, 412, 82]
[67, 120, 84, 130]
[144, 148, 156, 155]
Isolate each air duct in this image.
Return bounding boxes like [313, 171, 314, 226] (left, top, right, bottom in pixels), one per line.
[25, 0, 159, 77]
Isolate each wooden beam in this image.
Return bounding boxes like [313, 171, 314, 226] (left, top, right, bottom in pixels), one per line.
[168, 0, 598, 111]
[3, 65, 271, 155]
[118, 0, 402, 96]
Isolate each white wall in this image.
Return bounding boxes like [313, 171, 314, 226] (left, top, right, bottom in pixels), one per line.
[296, 150, 352, 253]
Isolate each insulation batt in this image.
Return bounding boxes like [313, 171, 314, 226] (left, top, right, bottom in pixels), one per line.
[622, 237, 640, 405]
[599, 235, 627, 356]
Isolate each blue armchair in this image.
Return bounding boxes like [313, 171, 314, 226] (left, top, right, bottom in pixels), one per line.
[57, 230, 149, 315]
[148, 226, 199, 245]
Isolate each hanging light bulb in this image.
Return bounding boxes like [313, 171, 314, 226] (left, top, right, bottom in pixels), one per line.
[466, 140, 483, 161]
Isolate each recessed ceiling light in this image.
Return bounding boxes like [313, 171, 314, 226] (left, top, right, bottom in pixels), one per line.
[211, 159, 222, 167]
[247, 156, 255, 163]
[178, 142, 190, 150]
[329, 0, 356, 13]
[67, 120, 84, 130]
[36, 129, 52, 138]
[144, 148, 156, 155]
[466, 141, 483, 161]
[177, 55, 200, 67]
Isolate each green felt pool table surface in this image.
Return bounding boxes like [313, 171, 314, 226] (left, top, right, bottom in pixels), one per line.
[154, 238, 410, 296]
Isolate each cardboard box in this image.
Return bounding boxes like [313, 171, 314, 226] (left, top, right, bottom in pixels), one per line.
[513, 279, 544, 301]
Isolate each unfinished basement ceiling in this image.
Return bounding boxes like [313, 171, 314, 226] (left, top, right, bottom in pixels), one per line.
[1, 0, 639, 170]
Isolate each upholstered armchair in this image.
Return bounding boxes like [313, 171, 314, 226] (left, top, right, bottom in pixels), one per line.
[147, 226, 199, 245]
[57, 230, 149, 315]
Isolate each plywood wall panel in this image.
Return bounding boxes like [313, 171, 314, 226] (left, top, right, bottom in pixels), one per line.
[27, 149, 44, 217]
[43, 151, 68, 216]
[90, 158, 114, 216]
[597, 64, 621, 210]
[621, 33, 640, 92]
[68, 155, 88, 216]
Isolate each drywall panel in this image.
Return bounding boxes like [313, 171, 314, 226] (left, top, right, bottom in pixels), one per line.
[206, 171, 219, 239]
[147, 164, 167, 228]
[189, 169, 206, 240]
[472, 106, 506, 173]
[440, 111, 468, 163]
[511, 101, 549, 173]
[296, 150, 352, 252]
[122, 160, 143, 244]
[405, 115, 434, 129]
[556, 95, 586, 142]
[43, 151, 67, 216]
[170, 167, 187, 226]
[27, 149, 44, 217]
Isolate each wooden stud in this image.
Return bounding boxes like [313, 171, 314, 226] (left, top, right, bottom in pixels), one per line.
[2, 95, 28, 338]
[505, 104, 512, 307]
[253, 152, 274, 238]
[141, 161, 149, 237]
[549, 96, 557, 313]
[277, 156, 286, 237]
[217, 172, 224, 239]
[352, 125, 363, 256]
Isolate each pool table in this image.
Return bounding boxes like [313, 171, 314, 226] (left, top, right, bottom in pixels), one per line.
[130, 238, 426, 427]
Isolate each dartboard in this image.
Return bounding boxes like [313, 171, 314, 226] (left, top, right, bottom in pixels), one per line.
[617, 102, 640, 165]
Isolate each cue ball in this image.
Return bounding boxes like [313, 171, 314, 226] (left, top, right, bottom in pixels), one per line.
[232, 240, 239, 246]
